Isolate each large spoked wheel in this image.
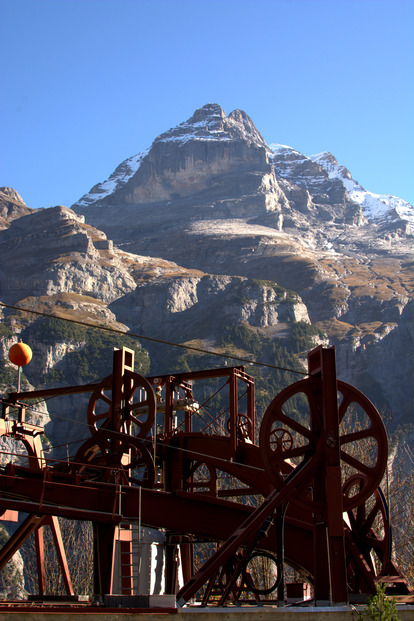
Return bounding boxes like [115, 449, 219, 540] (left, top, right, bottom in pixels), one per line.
[112, 435, 155, 488]
[87, 372, 156, 438]
[226, 414, 253, 441]
[73, 430, 155, 488]
[259, 378, 388, 512]
[72, 432, 111, 480]
[87, 375, 113, 433]
[344, 474, 391, 578]
[123, 371, 157, 439]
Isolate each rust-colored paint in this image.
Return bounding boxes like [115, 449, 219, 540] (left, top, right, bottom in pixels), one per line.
[0, 346, 410, 608]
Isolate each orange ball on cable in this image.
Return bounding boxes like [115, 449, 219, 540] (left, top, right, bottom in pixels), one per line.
[8, 341, 33, 367]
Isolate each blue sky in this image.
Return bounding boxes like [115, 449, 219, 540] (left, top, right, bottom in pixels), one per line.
[1, 0, 413, 209]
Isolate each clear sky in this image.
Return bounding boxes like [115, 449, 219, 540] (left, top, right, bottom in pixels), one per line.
[1, 0, 413, 210]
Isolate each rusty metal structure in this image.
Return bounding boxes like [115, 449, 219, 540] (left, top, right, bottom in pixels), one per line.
[0, 345, 410, 607]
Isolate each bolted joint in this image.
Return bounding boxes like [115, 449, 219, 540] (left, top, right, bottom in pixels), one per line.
[326, 436, 336, 448]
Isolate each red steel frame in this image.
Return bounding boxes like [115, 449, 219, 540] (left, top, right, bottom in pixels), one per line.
[0, 346, 410, 606]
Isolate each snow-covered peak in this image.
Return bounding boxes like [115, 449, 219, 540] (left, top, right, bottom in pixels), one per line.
[311, 151, 414, 230]
[268, 143, 303, 157]
[268, 143, 328, 183]
[310, 151, 352, 180]
[268, 143, 317, 167]
[72, 149, 149, 209]
[155, 103, 267, 148]
[267, 143, 412, 231]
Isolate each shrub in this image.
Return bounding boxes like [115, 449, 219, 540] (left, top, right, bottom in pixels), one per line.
[359, 581, 400, 621]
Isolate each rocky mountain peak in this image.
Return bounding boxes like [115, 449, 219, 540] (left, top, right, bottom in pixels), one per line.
[310, 152, 352, 181]
[310, 152, 414, 233]
[0, 187, 26, 204]
[227, 108, 267, 146]
[0, 187, 34, 229]
[71, 104, 413, 263]
[154, 103, 267, 150]
[187, 103, 226, 124]
[72, 104, 273, 208]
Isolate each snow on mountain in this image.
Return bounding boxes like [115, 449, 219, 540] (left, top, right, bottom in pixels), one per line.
[268, 144, 413, 233]
[156, 104, 232, 145]
[72, 105, 412, 240]
[267, 144, 311, 175]
[72, 104, 269, 210]
[74, 149, 149, 208]
[268, 143, 337, 196]
[155, 103, 267, 148]
[157, 122, 233, 144]
[310, 151, 414, 230]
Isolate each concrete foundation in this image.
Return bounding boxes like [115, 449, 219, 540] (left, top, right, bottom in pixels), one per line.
[1, 605, 414, 620]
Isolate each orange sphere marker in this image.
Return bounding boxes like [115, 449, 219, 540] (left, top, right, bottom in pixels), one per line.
[8, 341, 33, 367]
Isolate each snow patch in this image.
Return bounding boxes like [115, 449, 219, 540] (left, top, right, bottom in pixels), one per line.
[269, 143, 320, 180]
[268, 143, 303, 157]
[311, 151, 414, 229]
[157, 116, 233, 145]
[159, 131, 232, 144]
[156, 106, 262, 147]
[73, 149, 149, 208]
[268, 143, 413, 230]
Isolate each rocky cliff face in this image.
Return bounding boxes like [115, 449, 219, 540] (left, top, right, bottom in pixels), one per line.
[110, 273, 310, 349]
[0, 188, 34, 230]
[1, 104, 413, 444]
[0, 204, 140, 307]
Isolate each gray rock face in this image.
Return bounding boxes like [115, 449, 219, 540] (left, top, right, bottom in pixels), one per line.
[71, 105, 412, 269]
[270, 145, 362, 225]
[110, 274, 310, 344]
[0, 205, 137, 305]
[0, 187, 34, 230]
[72, 104, 290, 245]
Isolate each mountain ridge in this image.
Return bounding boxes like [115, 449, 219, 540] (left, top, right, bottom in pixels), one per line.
[1, 103, 413, 444]
[72, 104, 413, 235]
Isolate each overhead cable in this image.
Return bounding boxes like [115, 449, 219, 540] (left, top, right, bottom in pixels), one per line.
[0, 301, 308, 376]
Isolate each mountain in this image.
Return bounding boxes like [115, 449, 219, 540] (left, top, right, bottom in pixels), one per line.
[310, 150, 414, 230]
[1, 104, 413, 447]
[0, 188, 34, 230]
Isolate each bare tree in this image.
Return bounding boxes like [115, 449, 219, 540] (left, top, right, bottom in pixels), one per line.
[387, 439, 414, 588]
[21, 518, 93, 597]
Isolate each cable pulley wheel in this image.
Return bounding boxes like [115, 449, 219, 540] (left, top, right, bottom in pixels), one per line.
[87, 372, 156, 438]
[226, 413, 253, 441]
[72, 430, 155, 488]
[259, 377, 388, 512]
[123, 370, 157, 439]
[87, 375, 113, 433]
